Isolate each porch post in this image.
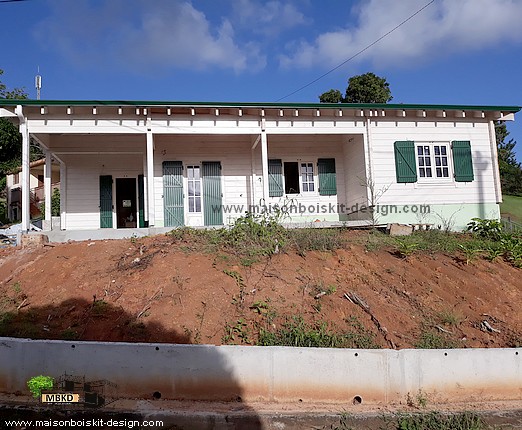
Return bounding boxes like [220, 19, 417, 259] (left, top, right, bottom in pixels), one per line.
[44, 150, 52, 223]
[363, 117, 373, 205]
[146, 122, 155, 226]
[260, 129, 269, 202]
[20, 119, 30, 232]
[60, 162, 67, 230]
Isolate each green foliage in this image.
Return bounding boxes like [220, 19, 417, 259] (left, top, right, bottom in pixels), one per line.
[396, 412, 486, 430]
[51, 188, 60, 217]
[27, 375, 54, 398]
[258, 316, 378, 349]
[222, 319, 250, 344]
[457, 243, 482, 265]
[0, 69, 29, 175]
[319, 89, 343, 103]
[437, 309, 462, 327]
[495, 121, 522, 196]
[39, 188, 61, 219]
[345, 72, 393, 103]
[0, 199, 7, 224]
[287, 228, 346, 256]
[319, 72, 392, 104]
[394, 238, 419, 258]
[223, 211, 286, 257]
[415, 329, 459, 349]
[501, 194, 522, 223]
[467, 218, 502, 239]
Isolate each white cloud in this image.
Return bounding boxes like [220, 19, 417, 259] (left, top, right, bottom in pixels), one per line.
[280, 0, 522, 69]
[34, 0, 266, 73]
[232, 0, 308, 36]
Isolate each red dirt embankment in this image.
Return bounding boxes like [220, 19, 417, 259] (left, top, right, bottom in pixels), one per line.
[0, 232, 520, 348]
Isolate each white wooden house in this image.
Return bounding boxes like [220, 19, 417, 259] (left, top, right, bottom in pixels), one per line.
[0, 101, 519, 235]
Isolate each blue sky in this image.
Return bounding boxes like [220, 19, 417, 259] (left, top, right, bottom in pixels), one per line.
[1, 0, 522, 161]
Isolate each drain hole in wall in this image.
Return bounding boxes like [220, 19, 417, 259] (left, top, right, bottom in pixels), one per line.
[153, 391, 161, 399]
[516, 351, 519, 356]
[155, 346, 159, 351]
[444, 352, 448, 356]
[353, 395, 362, 405]
[71, 345, 75, 349]
[354, 352, 358, 357]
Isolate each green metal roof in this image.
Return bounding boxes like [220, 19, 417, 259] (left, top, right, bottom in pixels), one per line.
[0, 99, 520, 112]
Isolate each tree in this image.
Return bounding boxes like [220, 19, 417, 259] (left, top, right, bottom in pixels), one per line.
[0, 69, 41, 176]
[495, 121, 522, 196]
[319, 89, 343, 103]
[319, 72, 393, 104]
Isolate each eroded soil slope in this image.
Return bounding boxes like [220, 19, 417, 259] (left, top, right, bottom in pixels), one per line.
[0, 232, 521, 348]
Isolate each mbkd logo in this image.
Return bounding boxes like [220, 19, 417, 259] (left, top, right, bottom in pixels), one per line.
[41, 393, 80, 403]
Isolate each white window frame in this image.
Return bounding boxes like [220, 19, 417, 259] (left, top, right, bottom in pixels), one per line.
[281, 159, 317, 196]
[186, 165, 202, 213]
[415, 142, 452, 182]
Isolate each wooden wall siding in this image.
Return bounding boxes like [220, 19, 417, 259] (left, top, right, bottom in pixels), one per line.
[62, 154, 143, 230]
[369, 119, 497, 205]
[264, 135, 348, 221]
[153, 135, 253, 227]
[343, 136, 368, 218]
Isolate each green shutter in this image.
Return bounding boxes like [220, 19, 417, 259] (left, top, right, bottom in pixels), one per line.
[394, 141, 417, 183]
[318, 158, 337, 196]
[202, 161, 223, 226]
[99, 175, 113, 228]
[163, 161, 185, 227]
[138, 174, 146, 228]
[268, 159, 284, 197]
[452, 141, 474, 182]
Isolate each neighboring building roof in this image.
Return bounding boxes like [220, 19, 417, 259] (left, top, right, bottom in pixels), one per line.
[8, 159, 46, 175]
[0, 99, 520, 113]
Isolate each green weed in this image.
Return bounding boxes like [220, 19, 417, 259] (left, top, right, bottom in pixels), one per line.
[395, 411, 487, 430]
[257, 315, 378, 349]
[415, 329, 459, 349]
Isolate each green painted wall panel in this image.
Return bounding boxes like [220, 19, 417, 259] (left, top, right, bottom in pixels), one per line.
[394, 141, 417, 183]
[163, 161, 184, 227]
[99, 175, 113, 229]
[202, 161, 223, 226]
[318, 158, 337, 196]
[452, 141, 474, 182]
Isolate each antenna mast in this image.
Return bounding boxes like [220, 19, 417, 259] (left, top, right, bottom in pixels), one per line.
[35, 66, 42, 100]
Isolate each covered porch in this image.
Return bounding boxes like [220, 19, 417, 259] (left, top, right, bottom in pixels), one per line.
[4, 101, 375, 236]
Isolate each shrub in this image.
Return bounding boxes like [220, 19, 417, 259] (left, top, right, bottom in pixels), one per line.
[27, 375, 54, 398]
[467, 218, 502, 239]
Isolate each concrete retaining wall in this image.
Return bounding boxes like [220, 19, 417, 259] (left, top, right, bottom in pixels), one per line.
[1, 338, 520, 404]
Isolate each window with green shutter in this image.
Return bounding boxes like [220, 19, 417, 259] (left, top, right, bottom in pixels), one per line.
[268, 159, 284, 197]
[317, 158, 337, 196]
[394, 141, 417, 183]
[452, 141, 474, 182]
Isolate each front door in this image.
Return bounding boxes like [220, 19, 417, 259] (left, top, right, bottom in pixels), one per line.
[116, 178, 137, 228]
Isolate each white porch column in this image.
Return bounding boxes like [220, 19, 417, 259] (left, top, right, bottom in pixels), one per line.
[260, 129, 269, 202]
[142, 154, 149, 222]
[363, 117, 374, 204]
[60, 162, 67, 230]
[44, 150, 52, 223]
[146, 122, 155, 226]
[20, 121, 30, 232]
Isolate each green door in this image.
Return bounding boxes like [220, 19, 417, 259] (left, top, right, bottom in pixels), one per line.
[202, 161, 223, 226]
[138, 174, 146, 228]
[99, 175, 113, 228]
[163, 161, 184, 227]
